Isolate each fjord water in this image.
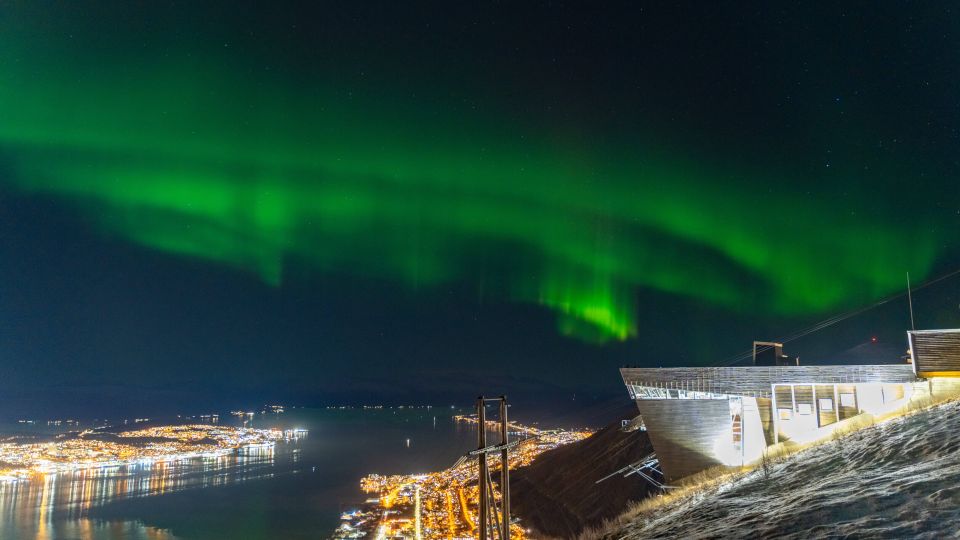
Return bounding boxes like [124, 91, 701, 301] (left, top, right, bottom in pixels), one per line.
[0, 407, 490, 539]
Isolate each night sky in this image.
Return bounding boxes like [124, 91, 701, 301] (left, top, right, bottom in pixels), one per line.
[2, 2, 959, 416]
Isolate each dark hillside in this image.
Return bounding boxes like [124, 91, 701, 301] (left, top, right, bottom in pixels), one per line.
[511, 406, 656, 538]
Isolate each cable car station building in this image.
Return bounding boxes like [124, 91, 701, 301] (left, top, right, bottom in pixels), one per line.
[620, 329, 960, 481]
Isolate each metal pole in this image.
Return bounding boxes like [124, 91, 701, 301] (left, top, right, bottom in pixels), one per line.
[771, 384, 779, 445]
[812, 385, 818, 427]
[833, 384, 840, 424]
[485, 466, 502, 540]
[414, 486, 422, 540]
[500, 396, 510, 540]
[907, 272, 916, 331]
[790, 385, 796, 417]
[477, 396, 488, 540]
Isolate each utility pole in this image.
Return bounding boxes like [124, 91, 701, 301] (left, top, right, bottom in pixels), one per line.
[475, 395, 512, 540]
[414, 486, 422, 540]
[499, 396, 510, 540]
[477, 396, 488, 540]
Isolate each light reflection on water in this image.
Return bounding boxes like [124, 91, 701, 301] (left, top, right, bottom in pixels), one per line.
[0, 408, 490, 538]
[0, 445, 279, 540]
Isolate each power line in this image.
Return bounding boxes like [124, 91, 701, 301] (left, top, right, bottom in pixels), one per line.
[715, 266, 960, 367]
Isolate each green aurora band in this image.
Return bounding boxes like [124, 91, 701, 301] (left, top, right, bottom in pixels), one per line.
[0, 63, 943, 343]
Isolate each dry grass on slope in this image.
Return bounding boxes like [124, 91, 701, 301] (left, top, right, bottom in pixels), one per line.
[576, 380, 960, 540]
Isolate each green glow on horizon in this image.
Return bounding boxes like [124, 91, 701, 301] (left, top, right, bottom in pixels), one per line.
[0, 58, 944, 342]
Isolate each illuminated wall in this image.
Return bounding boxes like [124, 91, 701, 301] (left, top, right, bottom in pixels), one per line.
[622, 365, 920, 480]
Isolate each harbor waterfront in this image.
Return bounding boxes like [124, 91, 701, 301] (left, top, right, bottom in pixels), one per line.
[4, 3, 957, 538]
[0, 424, 302, 481]
[335, 416, 592, 539]
[0, 406, 583, 539]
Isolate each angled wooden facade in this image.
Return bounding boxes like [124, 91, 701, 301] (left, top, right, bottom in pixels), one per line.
[635, 399, 731, 481]
[909, 329, 960, 375]
[620, 363, 919, 482]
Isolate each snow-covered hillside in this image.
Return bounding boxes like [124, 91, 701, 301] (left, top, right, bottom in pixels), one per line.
[611, 399, 960, 539]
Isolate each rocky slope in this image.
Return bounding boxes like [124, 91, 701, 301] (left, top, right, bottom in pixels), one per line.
[611, 399, 960, 539]
[511, 406, 656, 538]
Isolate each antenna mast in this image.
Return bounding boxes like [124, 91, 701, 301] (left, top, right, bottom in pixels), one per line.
[907, 272, 916, 331]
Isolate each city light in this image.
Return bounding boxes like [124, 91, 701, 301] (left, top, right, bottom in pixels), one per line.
[0, 425, 306, 482]
[334, 417, 591, 539]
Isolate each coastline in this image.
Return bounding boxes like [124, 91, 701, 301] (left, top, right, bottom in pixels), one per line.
[334, 416, 591, 539]
[0, 424, 306, 482]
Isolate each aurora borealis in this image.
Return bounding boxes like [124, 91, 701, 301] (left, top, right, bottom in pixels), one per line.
[3, 3, 954, 344]
[3, 76, 940, 343]
[1, 1, 959, 410]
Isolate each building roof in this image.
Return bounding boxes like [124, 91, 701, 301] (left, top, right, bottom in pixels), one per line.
[620, 364, 917, 398]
